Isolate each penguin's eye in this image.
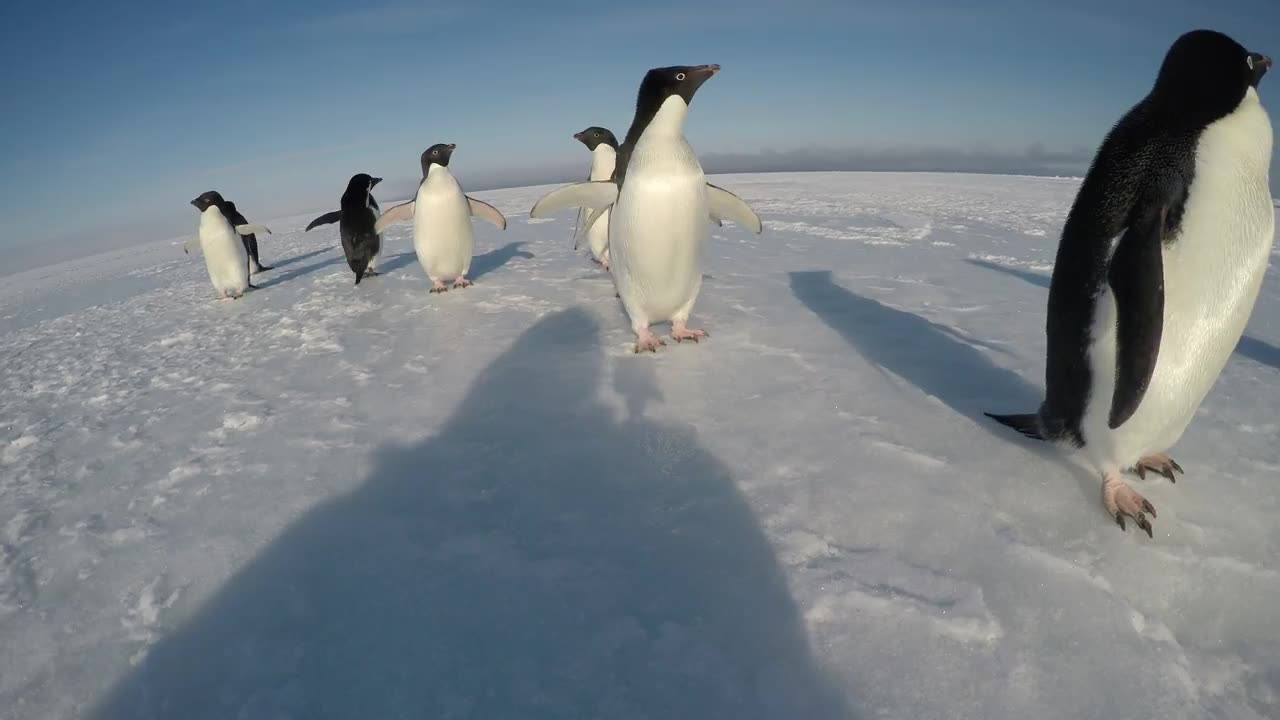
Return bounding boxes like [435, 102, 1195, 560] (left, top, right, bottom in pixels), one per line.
[1247, 56, 1255, 70]
[432, 150, 438, 156]
[593, 132, 600, 137]
[675, 72, 686, 81]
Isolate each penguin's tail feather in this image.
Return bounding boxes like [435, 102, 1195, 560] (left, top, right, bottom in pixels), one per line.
[983, 412, 1043, 441]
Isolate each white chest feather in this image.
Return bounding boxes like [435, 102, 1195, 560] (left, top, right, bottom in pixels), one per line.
[198, 208, 249, 295]
[1087, 89, 1275, 465]
[611, 97, 708, 322]
[413, 165, 474, 279]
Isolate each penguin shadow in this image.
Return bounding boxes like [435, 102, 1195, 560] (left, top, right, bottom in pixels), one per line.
[789, 271, 1043, 437]
[376, 251, 419, 274]
[88, 308, 858, 720]
[255, 253, 345, 289]
[966, 258, 1280, 370]
[267, 247, 332, 271]
[469, 241, 535, 280]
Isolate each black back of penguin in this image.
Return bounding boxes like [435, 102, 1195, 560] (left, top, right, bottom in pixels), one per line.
[612, 65, 719, 187]
[1038, 29, 1271, 443]
[339, 173, 381, 234]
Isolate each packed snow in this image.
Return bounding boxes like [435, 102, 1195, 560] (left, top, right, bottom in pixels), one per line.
[1, 171, 1278, 719]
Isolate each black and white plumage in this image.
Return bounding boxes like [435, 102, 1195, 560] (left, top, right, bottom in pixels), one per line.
[185, 191, 273, 300]
[571, 126, 619, 269]
[529, 65, 762, 352]
[986, 30, 1274, 537]
[305, 173, 384, 285]
[374, 143, 507, 293]
[226, 201, 272, 275]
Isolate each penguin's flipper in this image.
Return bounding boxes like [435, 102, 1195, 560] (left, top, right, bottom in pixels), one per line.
[581, 206, 608, 237]
[466, 196, 507, 230]
[183, 236, 202, 255]
[373, 201, 415, 233]
[572, 207, 586, 249]
[305, 211, 342, 232]
[1107, 205, 1167, 429]
[235, 223, 272, 236]
[709, 213, 723, 227]
[529, 181, 617, 219]
[706, 183, 763, 234]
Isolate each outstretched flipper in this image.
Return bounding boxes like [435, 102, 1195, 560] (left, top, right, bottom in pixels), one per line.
[706, 183, 762, 234]
[529, 181, 618, 219]
[373, 201, 415, 234]
[466, 196, 507, 230]
[1108, 205, 1167, 429]
[235, 223, 272, 237]
[305, 211, 342, 232]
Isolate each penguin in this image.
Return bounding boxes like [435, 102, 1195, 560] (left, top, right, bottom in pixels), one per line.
[571, 126, 619, 270]
[374, 143, 508, 293]
[184, 191, 273, 299]
[225, 201, 272, 274]
[305, 173, 384, 284]
[985, 29, 1274, 538]
[529, 65, 763, 352]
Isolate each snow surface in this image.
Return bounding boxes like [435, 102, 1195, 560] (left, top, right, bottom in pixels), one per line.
[1, 171, 1279, 719]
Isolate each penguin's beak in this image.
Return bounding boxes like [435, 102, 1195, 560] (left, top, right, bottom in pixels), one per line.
[447, 143, 456, 150]
[1250, 53, 1272, 85]
[573, 131, 585, 141]
[691, 64, 720, 77]
[189, 198, 200, 208]
[371, 177, 382, 187]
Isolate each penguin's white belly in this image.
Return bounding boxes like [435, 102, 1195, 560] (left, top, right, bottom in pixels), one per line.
[369, 205, 383, 268]
[413, 185, 474, 280]
[200, 216, 249, 296]
[611, 169, 707, 322]
[1084, 96, 1274, 466]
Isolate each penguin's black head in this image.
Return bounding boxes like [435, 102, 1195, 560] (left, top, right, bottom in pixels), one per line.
[638, 65, 720, 110]
[1152, 30, 1271, 122]
[573, 126, 619, 151]
[190, 190, 226, 213]
[347, 173, 382, 194]
[420, 143, 456, 176]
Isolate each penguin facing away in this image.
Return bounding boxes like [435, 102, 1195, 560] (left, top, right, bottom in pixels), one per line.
[985, 30, 1274, 538]
[572, 126, 619, 270]
[225, 201, 272, 274]
[530, 65, 763, 352]
[305, 173, 384, 284]
[375, 143, 508, 293]
[185, 191, 273, 299]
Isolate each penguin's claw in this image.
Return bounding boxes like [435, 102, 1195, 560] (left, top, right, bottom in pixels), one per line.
[453, 277, 473, 289]
[671, 325, 708, 343]
[633, 333, 666, 353]
[430, 280, 449, 294]
[1103, 474, 1157, 539]
[1131, 453, 1183, 483]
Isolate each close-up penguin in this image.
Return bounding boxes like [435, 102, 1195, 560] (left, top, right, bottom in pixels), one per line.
[986, 29, 1274, 538]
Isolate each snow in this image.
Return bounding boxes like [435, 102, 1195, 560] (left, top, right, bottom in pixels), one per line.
[1, 171, 1278, 719]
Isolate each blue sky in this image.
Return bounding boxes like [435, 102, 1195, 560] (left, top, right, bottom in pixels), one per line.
[1, 0, 1278, 264]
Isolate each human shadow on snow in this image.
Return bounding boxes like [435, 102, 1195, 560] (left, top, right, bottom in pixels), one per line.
[89, 307, 856, 720]
[966, 258, 1280, 371]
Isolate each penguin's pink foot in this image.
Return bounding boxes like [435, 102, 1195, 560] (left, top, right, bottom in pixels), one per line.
[1131, 453, 1184, 483]
[430, 280, 449, 294]
[1103, 473, 1157, 538]
[671, 323, 708, 343]
[634, 331, 666, 354]
[453, 277, 473, 289]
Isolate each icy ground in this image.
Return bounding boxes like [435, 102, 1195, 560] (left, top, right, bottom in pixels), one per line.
[1, 172, 1279, 719]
